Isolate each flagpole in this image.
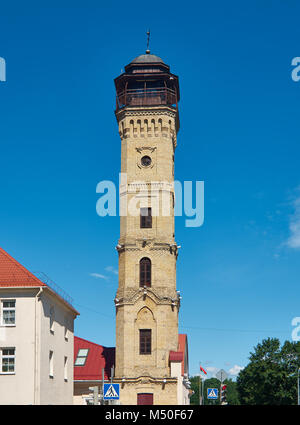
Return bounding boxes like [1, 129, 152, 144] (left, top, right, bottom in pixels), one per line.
[199, 364, 207, 405]
[199, 363, 206, 405]
[199, 363, 201, 405]
[202, 372, 204, 405]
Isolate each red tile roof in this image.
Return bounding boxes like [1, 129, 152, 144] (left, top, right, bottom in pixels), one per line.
[178, 334, 188, 376]
[0, 247, 79, 315]
[74, 336, 115, 381]
[0, 247, 47, 287]
[169, 351, 184, 362]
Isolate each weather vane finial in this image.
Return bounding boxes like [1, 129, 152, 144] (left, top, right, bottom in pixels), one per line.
[146, 29, 150, 54]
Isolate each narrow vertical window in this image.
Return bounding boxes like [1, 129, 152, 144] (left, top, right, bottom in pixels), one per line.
[50, 306, 54, 334]
[139, 258, 151, 287]
[64, 316, 68, 341]
[140, 207, 152, 228]
[1, 348, 15, 373]
[64, 356, 68, 381]
[172, 154, 174, 176]
[139, 329, 151, 355]
[49, 350, 54, 378]
[1, 300, 16, 325]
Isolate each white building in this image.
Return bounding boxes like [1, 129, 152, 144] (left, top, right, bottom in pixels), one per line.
[169, 334, 191, 405]
[0, 247, 79, 405]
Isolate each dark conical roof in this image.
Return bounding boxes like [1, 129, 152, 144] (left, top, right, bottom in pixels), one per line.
[131, 52, 164, 64]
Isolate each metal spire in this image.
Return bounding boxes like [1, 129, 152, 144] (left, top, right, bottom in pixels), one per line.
[146, 29, 150, 54]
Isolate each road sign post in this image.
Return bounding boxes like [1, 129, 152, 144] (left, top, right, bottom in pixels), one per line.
[216, 369, 228, 405]
[220, 384, 227, 404]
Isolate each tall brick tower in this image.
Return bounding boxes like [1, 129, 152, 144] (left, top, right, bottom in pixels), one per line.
[113, 49, 184, 405]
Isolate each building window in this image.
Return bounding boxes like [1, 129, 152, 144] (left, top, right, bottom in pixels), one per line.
[172, 154, 174, 176]
[139, 329, 151, 355]
[139, 258, 151, 287]
[74, 349, 89, 366]
[50, 306, 54, 334]
[49, 350, 54, 378]
[1, 300, 16, 326]
[140, 208, 152, 228]
[0, 348, 15, 374]
[64, 356, 68, 381]
[64, 316, 68, 341]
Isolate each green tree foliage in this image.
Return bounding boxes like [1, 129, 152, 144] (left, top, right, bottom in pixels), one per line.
[190, 376, 240, 405]
[237, 338, 300, 405]
[223, 378, 240, 405]
[189, 376, 200, 405]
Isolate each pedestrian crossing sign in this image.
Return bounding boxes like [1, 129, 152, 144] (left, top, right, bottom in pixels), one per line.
[103, 383, 120, 400]
[207, 388, 218, 399]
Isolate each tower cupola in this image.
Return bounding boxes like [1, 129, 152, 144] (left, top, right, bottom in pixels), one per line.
[114, 51, 180, 112]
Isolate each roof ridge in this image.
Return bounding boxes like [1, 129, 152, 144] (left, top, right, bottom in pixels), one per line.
[75, 335, 115, 350]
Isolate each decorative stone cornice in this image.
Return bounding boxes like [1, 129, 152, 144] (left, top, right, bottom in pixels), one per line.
[135, 147, 157, 153]
[116, 241, 179, 257]
[114, 287, 181, 309]
[119, 181, 174, 196]
[115, 106, 177, 120]
[113, 375, 178, 385]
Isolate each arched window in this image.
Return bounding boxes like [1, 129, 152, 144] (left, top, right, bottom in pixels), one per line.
[140, 258, 151, 287]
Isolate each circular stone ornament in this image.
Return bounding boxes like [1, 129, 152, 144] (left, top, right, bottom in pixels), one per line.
[141, 155, 152, 167]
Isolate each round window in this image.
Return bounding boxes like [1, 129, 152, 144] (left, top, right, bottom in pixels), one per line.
[141, 155, 152, 167]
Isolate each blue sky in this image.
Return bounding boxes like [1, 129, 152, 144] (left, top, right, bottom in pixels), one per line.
[1, 0, 300, 379]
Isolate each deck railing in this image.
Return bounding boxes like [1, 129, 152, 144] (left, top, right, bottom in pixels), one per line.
[33, 271, 74, 308]
[116, 87, 177, 110]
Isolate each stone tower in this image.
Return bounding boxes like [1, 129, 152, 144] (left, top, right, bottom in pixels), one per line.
[113, 50, 183, 405]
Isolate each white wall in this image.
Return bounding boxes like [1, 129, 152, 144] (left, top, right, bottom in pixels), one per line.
[182, 379, 190, 405]
[0, 289, 37, 405]
[170, 362, 190, 405]
[38, 289, 75, 405]
[0, 287, 76, 405]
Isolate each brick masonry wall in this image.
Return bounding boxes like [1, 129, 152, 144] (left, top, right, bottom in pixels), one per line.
[114, 106, 180, 405]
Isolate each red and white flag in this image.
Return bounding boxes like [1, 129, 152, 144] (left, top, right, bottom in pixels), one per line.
[200, 366, 207, 375]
